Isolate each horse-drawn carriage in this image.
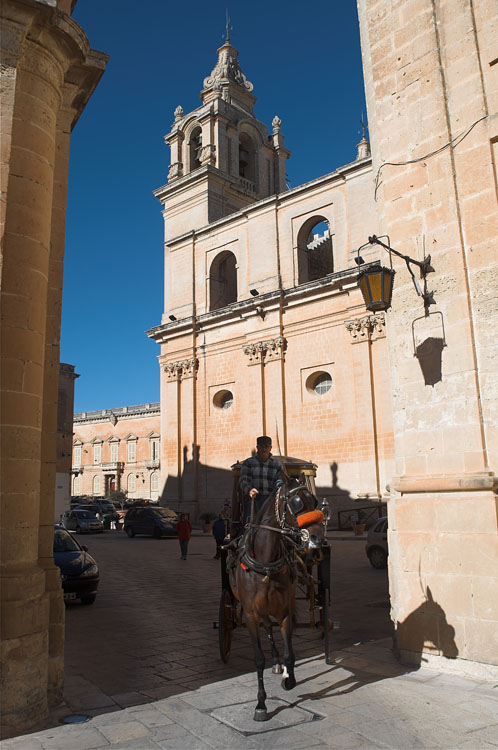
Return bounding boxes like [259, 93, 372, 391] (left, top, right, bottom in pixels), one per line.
[217, 456, 332, 721]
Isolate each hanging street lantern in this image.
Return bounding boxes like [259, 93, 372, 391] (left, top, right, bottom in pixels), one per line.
[357, 263, 395, 312]
[355, 235, 435, 313]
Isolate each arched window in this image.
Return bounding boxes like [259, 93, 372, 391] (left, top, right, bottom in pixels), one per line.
[92, 475, 100, 495]
[297, 217, 333, 284]
[73, 474, 81, 495]
[151, 473, 158, 492]
[209, 251, 237, 311]
[189, 126, 202, 171]
[238, 132, 255, 183]
[128, 473, 136, 493]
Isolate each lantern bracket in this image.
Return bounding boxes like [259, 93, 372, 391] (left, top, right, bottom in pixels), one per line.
[357, 234, 435, 312]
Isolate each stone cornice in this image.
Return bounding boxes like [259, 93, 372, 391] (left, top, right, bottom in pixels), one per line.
[243, 337, 286, 364]
[163, 357, 199, 381]
[147, 266, 364, 343]
[345, 313, 386, 340]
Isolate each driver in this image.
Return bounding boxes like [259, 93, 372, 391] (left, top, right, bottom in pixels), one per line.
[238, 436, 285, 527]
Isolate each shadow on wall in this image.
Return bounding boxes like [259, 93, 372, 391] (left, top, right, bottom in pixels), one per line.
[395, 586, 458, 665]
[415, 337, 445, 386]
[316, 461, 361, 527]
[160, 443, 234, 519]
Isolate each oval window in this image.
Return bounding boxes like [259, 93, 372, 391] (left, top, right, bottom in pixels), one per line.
[306, 371, 332, 396]
[213, 389, 234, 409]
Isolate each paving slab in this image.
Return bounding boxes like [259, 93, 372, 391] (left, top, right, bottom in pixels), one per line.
[211, 698, 320, 734]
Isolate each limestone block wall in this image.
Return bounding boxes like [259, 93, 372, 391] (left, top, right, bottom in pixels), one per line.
[357, 0, 498, 671]
[0, 0, 107, 736]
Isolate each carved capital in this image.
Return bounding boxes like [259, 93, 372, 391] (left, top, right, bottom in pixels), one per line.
[265, 336, 285, 360]
[164, 358, 198, 381]
[345, 313, 385, 340]
[243, 341, 265, 364]
[243, 337, 286, 364]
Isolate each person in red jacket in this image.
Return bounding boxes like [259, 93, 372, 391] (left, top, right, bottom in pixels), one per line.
[176, 513, 192, 560]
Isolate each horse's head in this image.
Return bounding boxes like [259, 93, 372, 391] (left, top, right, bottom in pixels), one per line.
[284, 485, 327, 559]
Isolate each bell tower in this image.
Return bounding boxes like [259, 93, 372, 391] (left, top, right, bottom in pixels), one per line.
[154, 37, 290, 240]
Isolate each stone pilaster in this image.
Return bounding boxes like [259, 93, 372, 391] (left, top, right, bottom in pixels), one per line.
[0, 1, 107, 737]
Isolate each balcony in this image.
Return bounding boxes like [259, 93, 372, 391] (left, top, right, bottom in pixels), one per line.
[145, 459, 160, 469]
[101, 462, 124, 473]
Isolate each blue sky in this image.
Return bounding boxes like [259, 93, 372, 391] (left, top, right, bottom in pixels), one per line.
[61, 1, 366, 413]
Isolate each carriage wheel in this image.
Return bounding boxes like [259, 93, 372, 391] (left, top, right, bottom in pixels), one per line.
[219, 589, 234, 663]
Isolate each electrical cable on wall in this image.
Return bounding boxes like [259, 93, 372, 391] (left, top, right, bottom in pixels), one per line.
[374, 114, 490, 200]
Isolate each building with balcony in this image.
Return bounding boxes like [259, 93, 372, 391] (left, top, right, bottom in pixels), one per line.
[72, 403, 161, 501]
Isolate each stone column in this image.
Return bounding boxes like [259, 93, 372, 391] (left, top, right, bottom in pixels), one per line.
[0, 2, 107, 736]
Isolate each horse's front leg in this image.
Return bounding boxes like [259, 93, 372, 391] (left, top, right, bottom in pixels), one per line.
[263, 618, 283, 674]
[280, 613, 296, 690]
[246, 615, 268, 721]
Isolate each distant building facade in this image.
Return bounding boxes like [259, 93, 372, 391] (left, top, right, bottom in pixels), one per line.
[55, 363, 79, 519]
[147, 39, 395, 523]
[72, 403, 161, 501]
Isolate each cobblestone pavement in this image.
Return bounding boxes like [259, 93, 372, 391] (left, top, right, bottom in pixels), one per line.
[4, 530, 498, 748]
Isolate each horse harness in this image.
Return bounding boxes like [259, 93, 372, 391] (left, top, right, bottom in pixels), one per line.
[227, 486, 324, 583]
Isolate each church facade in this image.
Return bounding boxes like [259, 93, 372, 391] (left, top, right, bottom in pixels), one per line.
[147, 38, 395, 523]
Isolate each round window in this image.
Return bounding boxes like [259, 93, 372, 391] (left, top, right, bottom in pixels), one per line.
[213, 389, 234, 409]
[306, 371, 332, 396]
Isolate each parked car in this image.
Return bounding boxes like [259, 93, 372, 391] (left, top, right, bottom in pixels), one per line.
[365, 516, 388, 568]
[53, 524, 99, 605]
[74, 501, 119, 522]
[61, 509, 104, 534]
[124, 507, 178, 538]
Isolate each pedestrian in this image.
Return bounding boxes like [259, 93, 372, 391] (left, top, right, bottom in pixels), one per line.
[212, 514, 228, 559]
[176, 513, 191, 560]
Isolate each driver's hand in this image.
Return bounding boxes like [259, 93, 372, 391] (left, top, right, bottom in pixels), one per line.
[249, 488, 259, 499]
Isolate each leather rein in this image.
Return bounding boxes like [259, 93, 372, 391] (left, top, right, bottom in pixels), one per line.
[237, 486, 312, 579]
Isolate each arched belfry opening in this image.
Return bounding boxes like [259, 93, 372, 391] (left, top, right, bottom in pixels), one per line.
[209, 251, 237, 310]
[188, 126, 202, 171]
[238, 132, 255, 184]
[297, 217, 333, 284]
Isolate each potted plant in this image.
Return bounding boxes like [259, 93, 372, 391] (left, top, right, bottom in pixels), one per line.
[353, 510, 367, 536]
[200, 512, 216, 533]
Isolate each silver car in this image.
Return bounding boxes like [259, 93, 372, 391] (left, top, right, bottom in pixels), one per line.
[365, 516, 388, 568]
[61, 509, 104, 534]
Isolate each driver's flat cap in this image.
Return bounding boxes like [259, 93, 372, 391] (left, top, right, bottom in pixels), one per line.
[256, 435, 272, 446]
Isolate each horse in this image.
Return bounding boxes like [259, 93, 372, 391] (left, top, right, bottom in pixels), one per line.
[227, 480, 326, 721]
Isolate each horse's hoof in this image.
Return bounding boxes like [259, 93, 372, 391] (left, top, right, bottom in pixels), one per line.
[272, 664, 283, 674]
[253, 709, 268, 722]
[281, 677, 296, 691]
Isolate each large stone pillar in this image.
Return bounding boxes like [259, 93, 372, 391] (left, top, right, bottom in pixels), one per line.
[357, 0, 498, 673]
[0, 1, 107, 736]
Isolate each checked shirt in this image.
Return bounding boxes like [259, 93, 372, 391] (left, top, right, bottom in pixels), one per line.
[239, 454, 284, 502]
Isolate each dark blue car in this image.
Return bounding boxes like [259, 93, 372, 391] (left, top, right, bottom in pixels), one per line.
[53, 525, 100, 605]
